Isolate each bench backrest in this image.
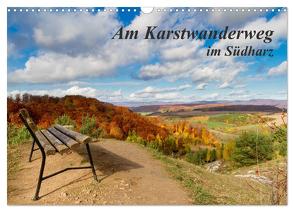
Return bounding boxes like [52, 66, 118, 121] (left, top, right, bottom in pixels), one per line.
[19, 108, 38, 134]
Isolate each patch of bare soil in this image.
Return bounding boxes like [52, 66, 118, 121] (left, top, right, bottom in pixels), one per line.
[8, 139, 192, 205]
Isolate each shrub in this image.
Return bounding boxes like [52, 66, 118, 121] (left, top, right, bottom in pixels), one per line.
[232, 131, 274, 167]
[223, 140, 236, 161]
[272, 126, 287, 156]
[279, 141, 287, 157]
[162, 135, 177, 155]
[8, 123, 31, 145]
[80, 114, 104, 138]
[216, 144, 223, 160]
[149, 140, 160, 150]
[127, 131, 146, 145]
[210, 148, 217, 162]
[205, 148, 217, 162]
[177, 144, 191, 156]
[127, 131, 138, 142]
[186, 148, 208, 165]
[184, 144, 192, 153]
[91, 127, 107, 139]
[54, 114, 76, 128]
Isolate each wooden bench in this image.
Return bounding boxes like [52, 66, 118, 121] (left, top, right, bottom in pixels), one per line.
[19, 108, 99, 201]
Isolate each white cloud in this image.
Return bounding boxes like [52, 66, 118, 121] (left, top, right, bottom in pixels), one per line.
[130, 84, 191, 98]
[138, 34, 246, 86]
[234, 84, 247, 89]
[9, 84, 201, 103]
[139, 12, 287, 88]
[212, 12, 287, 50]
[138, 48, 246, 87]
[8, 52, 118, 83]
[219, 82, 231, 89]
[8, 42, 17, 58]
[8, 86, 123, 102]
[127, 84, 196, 102]
[37, 83, 188, 103]
[8, 38, 153, 83]
[7, 8, 212, 84]
[268, 61, 287, 76]
[151, 92, 182, 101]
[64, 80, 141, 87]
[209, 9, 266, 28]
[33, 11, 120, 53]
[128, 91, 198, 102]
[8, 9, 287, 90]
[160, 39, 203, 60]
[229, 89, 249, 96]
[205, 93, 219, 100]
[196, 83, 208, 90]
[138, 59, 195, 80]
[8, 10, 153, 83]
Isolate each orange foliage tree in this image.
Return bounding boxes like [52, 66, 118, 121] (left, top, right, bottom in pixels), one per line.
[7, 94, 168, 141]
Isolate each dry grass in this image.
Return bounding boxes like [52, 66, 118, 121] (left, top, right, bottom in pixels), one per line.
[150, 147, 273, 205]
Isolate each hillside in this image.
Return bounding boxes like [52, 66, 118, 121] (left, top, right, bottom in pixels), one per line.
[7, 95, 168, 141]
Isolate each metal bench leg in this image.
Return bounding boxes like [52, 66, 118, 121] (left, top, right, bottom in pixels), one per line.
[86, 143, 99, 182]
[32, 149, 46, 201]
[28, 139, 36, 162]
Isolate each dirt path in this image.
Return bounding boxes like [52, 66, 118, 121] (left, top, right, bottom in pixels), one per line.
[8, 139, 192, 205]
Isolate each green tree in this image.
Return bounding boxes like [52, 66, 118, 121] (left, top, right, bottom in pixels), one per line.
[80, 114, 104, 138]
[272, 126, 287, 156]
[232, 131, 274, 167]
[54, 114, 76, 128]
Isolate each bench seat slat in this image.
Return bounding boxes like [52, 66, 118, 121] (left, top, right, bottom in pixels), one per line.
[48, 127, 80, 150]
[41, 129, 70, 154]
[54, 124, 92, 144]
[35, 131, 56, 155]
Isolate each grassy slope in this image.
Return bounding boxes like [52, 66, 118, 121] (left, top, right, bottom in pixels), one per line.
[230, 157, 287, 176]
[143, 145, 272, 205]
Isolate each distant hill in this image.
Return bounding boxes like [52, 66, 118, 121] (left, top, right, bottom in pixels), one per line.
[229, 99, 287, 109]
[7, 95, 168, 141]
[131, 103, 226, 113]
[195, 105, 284, 112]
[130, 99, 287, 113]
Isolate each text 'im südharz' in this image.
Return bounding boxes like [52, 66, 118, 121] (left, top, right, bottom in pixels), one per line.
[112, 25, 275, 57]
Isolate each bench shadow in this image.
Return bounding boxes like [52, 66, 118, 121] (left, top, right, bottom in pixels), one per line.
[38, 143, 142, 199]
[76, 143, 143, 177]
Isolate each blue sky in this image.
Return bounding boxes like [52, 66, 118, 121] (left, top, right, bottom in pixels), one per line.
[7, 7, 287, 104]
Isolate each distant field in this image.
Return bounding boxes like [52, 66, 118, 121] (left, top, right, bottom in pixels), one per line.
[157, 112, 280, 142]
[148, 110, 281, 118]
[137, 112, 154, 116]
[135, 102, 285, 143]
